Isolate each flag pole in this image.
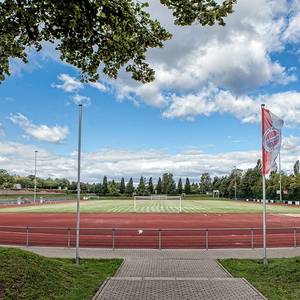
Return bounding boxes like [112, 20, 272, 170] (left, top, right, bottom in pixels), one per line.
[33, 150, 38, 204]
[262, 174, 267, 265]
[261, 103, 268, 265]
[279, 151, 282, 202]
[76, 104, 83, 266]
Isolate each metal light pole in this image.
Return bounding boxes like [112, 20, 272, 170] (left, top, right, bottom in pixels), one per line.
[234, 165, 237, 201]
[76, 104, 83, 265]
[279, 151, 282, 202]
[34, 150, 38, 203]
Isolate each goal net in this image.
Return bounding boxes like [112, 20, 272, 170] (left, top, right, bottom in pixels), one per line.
[133, 195, 182, 213]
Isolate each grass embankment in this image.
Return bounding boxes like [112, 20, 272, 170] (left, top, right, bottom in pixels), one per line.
[0, 248, 122, 300]
[220, 257, 300, 300]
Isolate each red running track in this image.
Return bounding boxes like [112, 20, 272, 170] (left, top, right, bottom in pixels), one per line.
[1, 213, 300, 249]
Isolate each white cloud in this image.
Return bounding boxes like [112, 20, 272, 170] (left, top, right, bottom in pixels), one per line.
[151, 35, 294, 94]
[0, 141, 259, 181]
[284, 13, 300, 42]
[163, 87, 300, 125]
[283, 0, 300, 44]
[53, 74, 108, 107]
[90, 81, 107, 92]
[53, 73, 83, 93]
[0, 138, 298, 182]
[162, 85, 217, 120]
[108, 0, 300, 124]
[71, 94, 91, 106]
[115, 81, 167, 107]
[282, 135, 300, 152]
[9, 113, 69, 143]
[53, 73, 107, 94]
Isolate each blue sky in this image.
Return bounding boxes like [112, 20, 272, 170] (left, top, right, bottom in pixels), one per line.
[1, 0, 300, 182]
[0, 66, 260, 153]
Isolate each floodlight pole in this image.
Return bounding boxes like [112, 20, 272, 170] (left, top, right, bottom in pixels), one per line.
[34, 150, 38, 204]
[234, 165, 237, 201]
[76, 104, 83, 266]
[279, 151, 282, 202]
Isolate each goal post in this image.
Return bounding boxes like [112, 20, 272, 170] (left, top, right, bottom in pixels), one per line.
[133, 195, 182, 212]
[212, 190, 220, 198]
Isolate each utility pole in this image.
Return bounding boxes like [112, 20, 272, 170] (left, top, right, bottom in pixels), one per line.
[34, 150, 38, 203]
[76, 104, 83, 265]
[279, 151, 282, 202]
[234, 165, 237, 201]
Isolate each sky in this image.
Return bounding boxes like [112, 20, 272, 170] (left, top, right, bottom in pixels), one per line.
[1, 0, 300, 183]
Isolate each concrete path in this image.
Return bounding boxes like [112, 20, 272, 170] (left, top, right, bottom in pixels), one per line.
[3, 245, 299, 299]
[115, 259, 229, 278]
[97, 278, 265, 300]
[6, 245, 299, 260]
[94, 258, 266, 299]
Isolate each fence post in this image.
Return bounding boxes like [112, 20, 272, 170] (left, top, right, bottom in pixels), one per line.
[26, 226, 29, 247]
[205, 229, 208, 250]
[158, 230, 161, 250]
[251, 229, 254, 249]
[294, 228, 297, 248]
[112, 229, 115, 250]
[67, 227, 70, 248]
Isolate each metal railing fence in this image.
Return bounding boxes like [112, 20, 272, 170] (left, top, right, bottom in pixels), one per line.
[0, 226, 299, 249]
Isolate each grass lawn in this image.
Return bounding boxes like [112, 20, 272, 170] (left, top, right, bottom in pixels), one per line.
[1, 197, 300, 213]
[0, 247, 122, 300]
[220, 257, 300, 300]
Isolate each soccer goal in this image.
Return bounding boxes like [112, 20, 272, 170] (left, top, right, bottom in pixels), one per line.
[212, 190, 220, 198]
[133, 195, 182, 213]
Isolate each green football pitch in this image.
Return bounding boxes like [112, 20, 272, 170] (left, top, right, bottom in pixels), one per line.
[1, 198, 300, 214]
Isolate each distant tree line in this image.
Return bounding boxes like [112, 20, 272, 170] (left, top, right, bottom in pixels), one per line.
[95, 174, 177, 196]
[0, 170, 95, 192]
[212, 159, 300, 201]
[94, 173, 213, 196]
[94, 163, 300, 200]
[1, 159, 300, 200]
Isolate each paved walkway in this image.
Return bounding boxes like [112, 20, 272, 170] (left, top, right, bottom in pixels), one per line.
[94, 258, 265, 299]
[4, 245, 299, 299]
[7, 245, 299, 260]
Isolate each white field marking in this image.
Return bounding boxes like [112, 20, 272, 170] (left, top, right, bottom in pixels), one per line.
[230, 234, 251, 237]
[278, 214, 300, 218]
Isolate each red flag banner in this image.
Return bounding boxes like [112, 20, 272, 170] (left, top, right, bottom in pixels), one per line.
[262, 106, 284, 176]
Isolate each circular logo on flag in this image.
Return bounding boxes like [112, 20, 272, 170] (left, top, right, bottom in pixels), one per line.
[264, 127, 281, 152]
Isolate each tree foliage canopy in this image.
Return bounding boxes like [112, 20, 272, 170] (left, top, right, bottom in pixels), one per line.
[3, 161, 300, 200]
[0, 0, 236, 83]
